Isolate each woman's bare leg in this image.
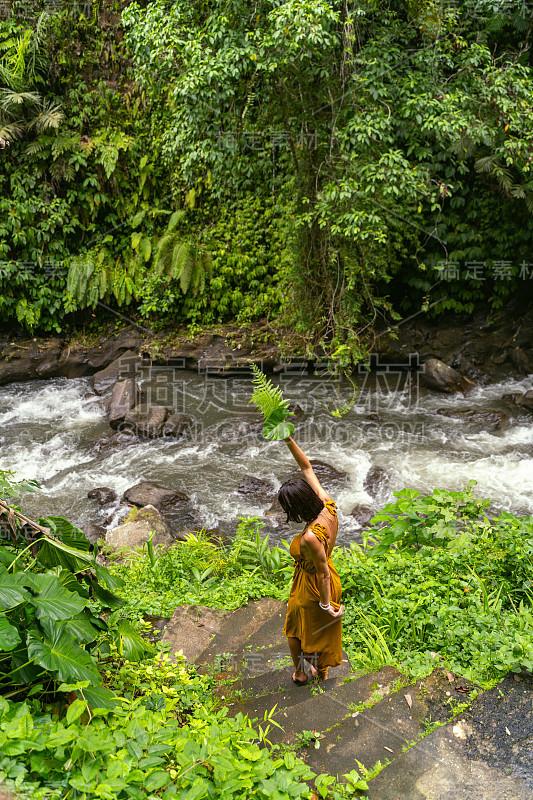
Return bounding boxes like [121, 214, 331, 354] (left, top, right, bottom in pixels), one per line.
[287, 637, 309, 681]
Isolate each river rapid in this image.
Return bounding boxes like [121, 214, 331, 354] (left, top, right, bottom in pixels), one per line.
[1, 367, 532, 546]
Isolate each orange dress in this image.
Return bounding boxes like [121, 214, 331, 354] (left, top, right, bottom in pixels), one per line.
[282, 501, 343, 669]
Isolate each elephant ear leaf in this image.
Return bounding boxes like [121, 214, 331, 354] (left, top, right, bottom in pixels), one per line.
[263, 408, 295, 441]
[115, 619, 155, 661]
[27, 621, 101, 684]
[0, 614, 21, 651]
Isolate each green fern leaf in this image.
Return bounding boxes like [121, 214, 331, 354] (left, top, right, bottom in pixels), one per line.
[250, 363, 291, 420]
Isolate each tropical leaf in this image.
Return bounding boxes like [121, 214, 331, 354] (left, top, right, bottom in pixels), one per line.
[26, 574, 87, 621]
[0, 568, 30, 611]
[36, 536, 94, 573]
[39, 517, 92, 552]
[263, 407, 295, 441]
[114, 619, 155, 661]
[27, 620, 101, 684]
[0, 613, 21, 651]
[79, 684, 119, 710]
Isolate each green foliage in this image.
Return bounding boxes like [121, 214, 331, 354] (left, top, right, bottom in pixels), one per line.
[0, 647, 318, 800]
[0, 471, 154, 702]
[112, 498, 533, 687]
[249, 363, 295, 440]
[153, 211, 212, 295]
[123, 0, 533, 363]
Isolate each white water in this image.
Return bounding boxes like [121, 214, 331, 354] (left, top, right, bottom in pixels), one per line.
[0, 370, 532, 544]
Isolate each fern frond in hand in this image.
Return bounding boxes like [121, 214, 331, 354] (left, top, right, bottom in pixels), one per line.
[249, 363, 294, 440]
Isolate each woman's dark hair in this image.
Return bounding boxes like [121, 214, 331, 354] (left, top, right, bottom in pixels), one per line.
[277, 478, 324, 523]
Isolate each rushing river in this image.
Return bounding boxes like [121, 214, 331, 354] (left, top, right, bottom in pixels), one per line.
[1, 367, 532, 546]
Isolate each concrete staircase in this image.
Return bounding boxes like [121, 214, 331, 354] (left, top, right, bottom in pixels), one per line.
[162, 598, 533, 800]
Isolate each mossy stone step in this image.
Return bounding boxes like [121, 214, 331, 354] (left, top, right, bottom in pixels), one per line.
[194, 597, 285, 670]
[263, 665, 404, 746]
[366, 672, 533, 800]
[226, 647, 352, 696]
[302, 669, 479, 781]
[161, 605, 231, 663]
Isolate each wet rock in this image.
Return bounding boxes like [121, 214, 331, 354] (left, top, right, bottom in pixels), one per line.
[83, 523, 106, 545]
[285, 460, 348, 487]
[421, 357, 476, 394]
[122, 481, 191, 514]
[520, 389, 533, 410]
[92, 429, 138, 455]
[349, 504, 375, 528]
[237, 475, 277, 503]
[162, 412, 196, 438]
[363, 466, 390, 499]
[87, 487, 117, 506]
[0, 338, 63, 385]
[106, 504, 173, 550]
[435, 408, 508, 430]
[122, 403, 170, 438]
[501, 389, 533, 411]
[508, 346, 533, 375]
[109, 378, 138, 429]
[502, 392, 525, 407]
[288, 403, 307, 421]
[93, 349, 143, 395]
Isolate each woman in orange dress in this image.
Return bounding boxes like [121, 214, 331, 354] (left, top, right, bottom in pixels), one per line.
[278, 436, 344, 685]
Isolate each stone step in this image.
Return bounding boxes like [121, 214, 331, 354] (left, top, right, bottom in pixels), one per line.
[194, 597, 286, 670]
[160, 605, 231, 662]
[302, 669, 479, 781]
[366, 672, 533, 800]
[222, 654, 354, 727]
[262, 665, 404, 747]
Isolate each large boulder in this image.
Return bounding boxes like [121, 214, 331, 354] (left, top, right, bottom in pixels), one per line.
[421, 358, 476, 394]
[106, 505, 173, 550]
[87, 487, 117, 506]
[162, 413, 196, 438]
[122, 481, 191, 514]
[237, 475, 277, 503]
[122, 403, 170, 438]
[436, 408, 508, 430]
[0, 338, 63, 385]
[93, 350, 143, 395]
[363, 466, 390, 499]
[109, 379, 138, 429]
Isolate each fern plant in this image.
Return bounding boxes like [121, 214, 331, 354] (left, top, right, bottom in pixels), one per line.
[153, 210, 212, 295]
[249, 362, 294, 441]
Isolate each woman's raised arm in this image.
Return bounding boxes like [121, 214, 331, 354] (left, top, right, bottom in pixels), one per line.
[284, 436, 332, 503]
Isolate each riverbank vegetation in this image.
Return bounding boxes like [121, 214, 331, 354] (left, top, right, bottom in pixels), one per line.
[1, 470, 532, 797]
[2, 1, 533, 365]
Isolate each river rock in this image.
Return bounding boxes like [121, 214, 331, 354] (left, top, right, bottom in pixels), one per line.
[508, 346, 533, 374]
[122, 481, 191, 514]
[436, 408, 508, 429]
[122, 403, 170, 438]
[109, 378, 138, 429]
[92, 429, 138, 455]
[285, 460, 348, 486]
[237, 475, 277, 502]
[363, 466, 390, 499]
[421, 357, 476, 394]
[349, 504, 375, 528]
[501, 392, 525, 407]
[87, 487, 117, 506]
[519, 389, 533, 410]
[162, 413, 196, 438]
[106, 505, 173, 550]
[93, 350, 143, 395]
[83, 522, 106, 545]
